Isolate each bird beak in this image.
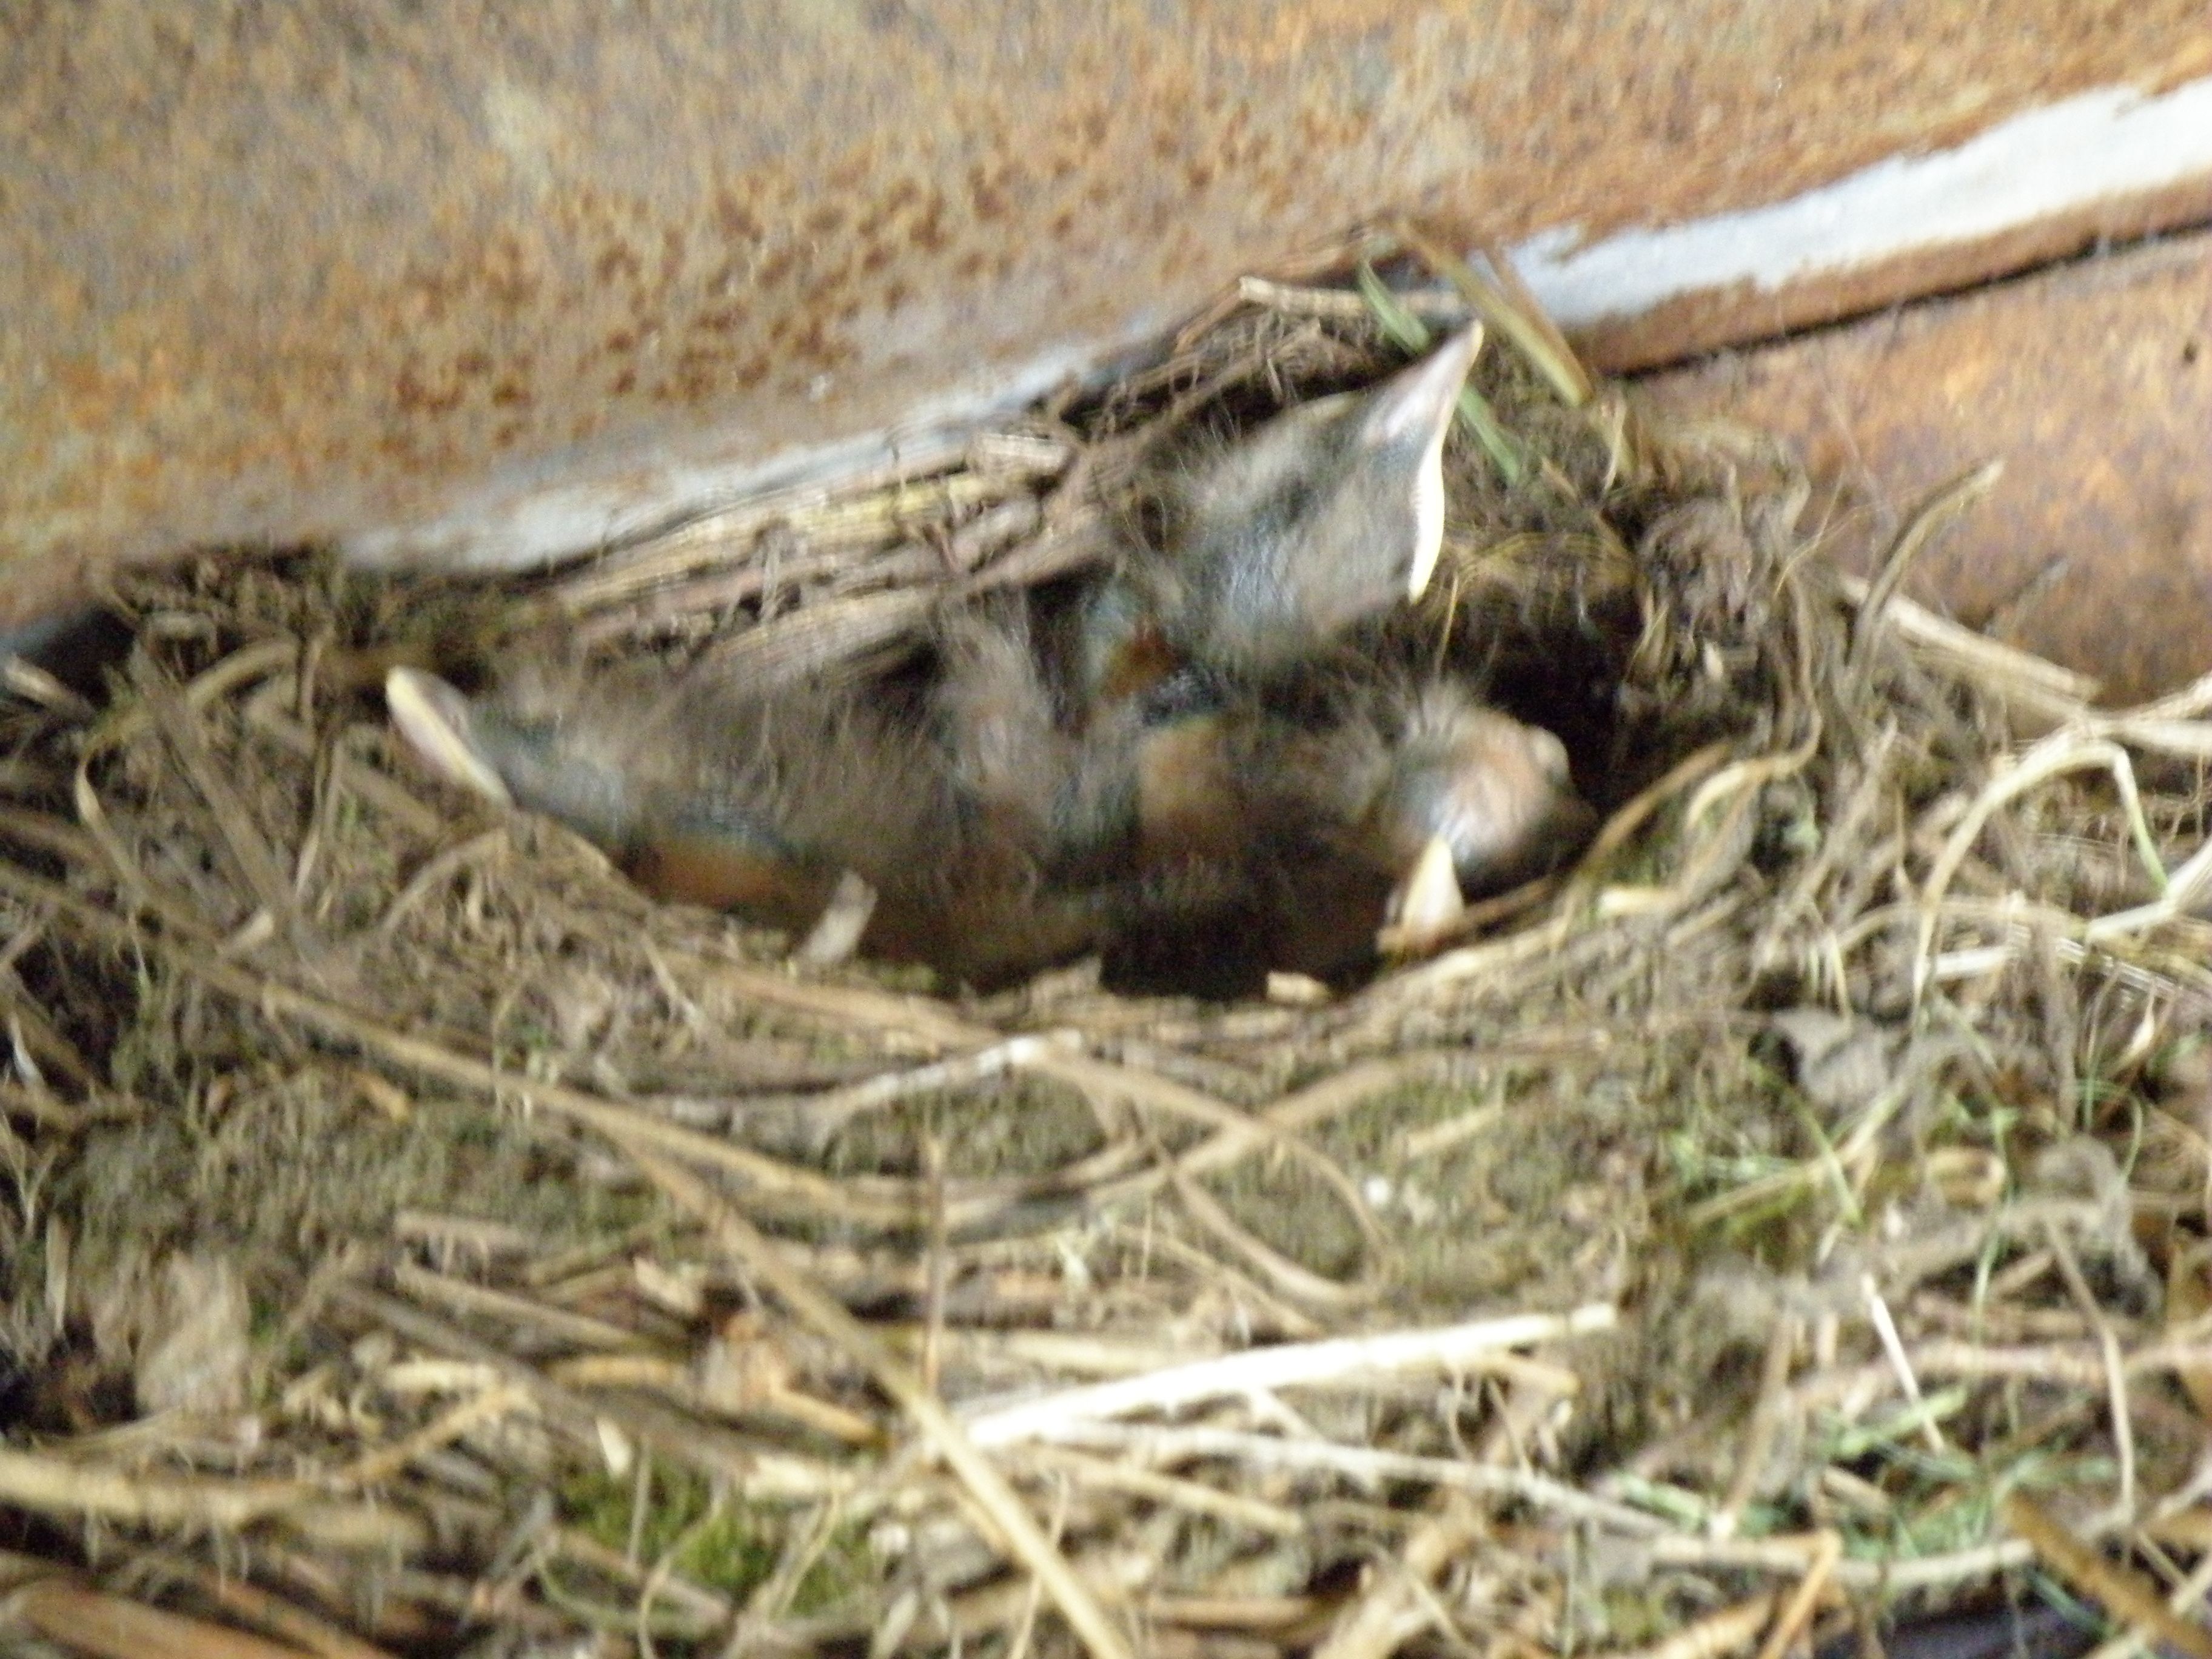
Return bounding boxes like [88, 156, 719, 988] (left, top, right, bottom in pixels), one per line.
[386, 667, 514, 806]
[1362, 326, 1482, 603]
[1379, 833, 1467, 955]
[795, 870, 879, 965]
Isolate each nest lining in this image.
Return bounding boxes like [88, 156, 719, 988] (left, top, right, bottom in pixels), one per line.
[2, 241, 2211, 1658]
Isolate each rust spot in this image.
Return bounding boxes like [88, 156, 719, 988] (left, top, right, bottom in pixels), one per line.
[712, 190, 763, 243]
[393, 364, 461, 417]
[910, 200, 948, 253]
[695, 304, 746, 335]
[1638, 233, 2212, 703]
[597, 243, 642, 286]
[611, 368, 636, 396]
[456, 349, 493, 377]
[756, 246, 797, 287]
[480, 234, 541, 311]
[603, 327, 637, 355]
[968, 163, 1007, 221]
[490, 380, 531, 408]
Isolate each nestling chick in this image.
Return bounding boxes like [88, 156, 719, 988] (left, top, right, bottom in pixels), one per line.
[1121, 675, 1596, 982]
[388, 658, 922, 931]
[375, 323, 1530, 996]
[1070, 327, 1482, 700]
[1336, 684, 1594, 899]
[387, 648, 1129, 988]
[928, 592, 1595, 987]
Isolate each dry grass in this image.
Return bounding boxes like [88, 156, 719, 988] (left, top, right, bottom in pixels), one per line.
[2, 234, 2211, 1658]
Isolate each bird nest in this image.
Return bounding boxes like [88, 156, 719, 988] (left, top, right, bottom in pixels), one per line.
[5, 238, 2212, 1659]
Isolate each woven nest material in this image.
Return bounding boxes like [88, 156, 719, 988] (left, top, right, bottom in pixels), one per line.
[4, 239, 2212, 1659]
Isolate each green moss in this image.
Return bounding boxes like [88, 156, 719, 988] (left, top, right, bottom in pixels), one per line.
[559, 1463, 868, 1615]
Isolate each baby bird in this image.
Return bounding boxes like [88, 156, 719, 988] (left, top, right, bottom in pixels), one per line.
[1068, 327, 1482, 702]
[375, 325, 1520, 995]
[1121, 675, 1597, 982]
[881, 603, 1597, 988]
[387, 645, 1131, 988]
[389, 657, 925, 934]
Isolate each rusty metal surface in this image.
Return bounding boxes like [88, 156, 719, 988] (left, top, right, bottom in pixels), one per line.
[1636, 232, 2212, 704]
[3, 2, 2208, 621]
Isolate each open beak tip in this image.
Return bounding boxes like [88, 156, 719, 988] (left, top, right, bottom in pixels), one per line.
[1419, 326, 1482, 406]
[1405, 554, 1436, 603]
[385, 666, 514, 806]
[1384, 834, 1466, 945]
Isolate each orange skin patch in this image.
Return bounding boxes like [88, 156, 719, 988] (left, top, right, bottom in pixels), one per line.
[625, 833, 834, 934]
[1133, 716, 1244, 867]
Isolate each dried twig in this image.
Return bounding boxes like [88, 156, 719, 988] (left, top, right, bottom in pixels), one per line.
[2000, 1492, 2212, 1659]
[623, 1144, 1138, 1659]
[960, 1305, 1614, 1448]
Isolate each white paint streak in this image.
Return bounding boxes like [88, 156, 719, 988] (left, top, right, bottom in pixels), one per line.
[1512, 76, 2212, 329]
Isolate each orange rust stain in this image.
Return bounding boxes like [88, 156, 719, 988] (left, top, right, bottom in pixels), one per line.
[595, 244, 642, 285]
